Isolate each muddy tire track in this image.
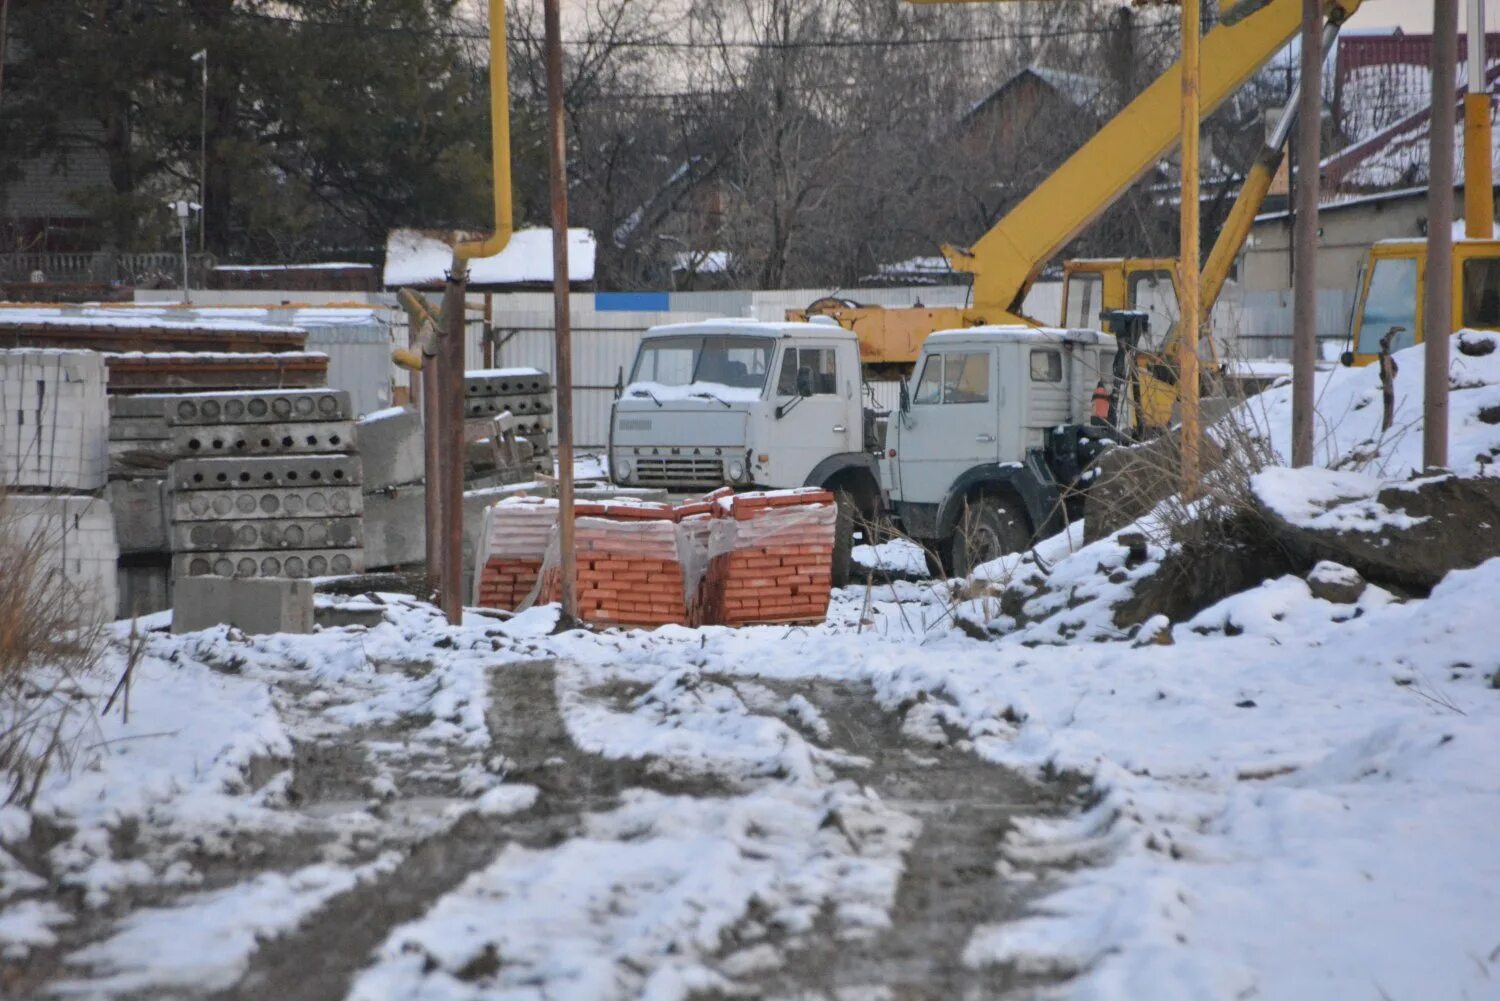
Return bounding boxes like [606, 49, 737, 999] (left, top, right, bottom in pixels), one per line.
[701, 678, 1086, 1001]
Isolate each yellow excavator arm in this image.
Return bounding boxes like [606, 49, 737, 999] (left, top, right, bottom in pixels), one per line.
[956, 0, 1361, 321]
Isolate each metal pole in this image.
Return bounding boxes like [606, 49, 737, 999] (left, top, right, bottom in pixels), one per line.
[422, 326, 441, 597]
[200, 51, 208, 254]
[1424, 0, 1458, 471]
[1178, 0, 1201, 498]
[179, 210, 191, 304]
[544, 0, 577, 623]
[0, 0, 11, 111]
[1291, 0, 1321, 467]
[483, 293, 494, 369]
[440, 278, 467, 622]
[1465, 0, 1493, 238]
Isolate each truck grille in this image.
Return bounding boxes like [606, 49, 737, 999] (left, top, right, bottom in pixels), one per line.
[632, 456, 724, 487]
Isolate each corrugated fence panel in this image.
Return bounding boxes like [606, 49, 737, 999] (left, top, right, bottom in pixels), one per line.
[297, 322, 396, 418]
[1216, 289, 1356, 360]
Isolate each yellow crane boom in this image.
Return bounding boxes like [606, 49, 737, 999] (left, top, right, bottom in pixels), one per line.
[953, 0, 1360, 320]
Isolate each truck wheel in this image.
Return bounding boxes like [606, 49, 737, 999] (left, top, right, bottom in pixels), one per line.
[831, 490, 856, 588]
[949, 496, 1027, 579]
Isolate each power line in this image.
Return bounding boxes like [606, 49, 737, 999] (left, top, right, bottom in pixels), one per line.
[224, 8, 1176, 51]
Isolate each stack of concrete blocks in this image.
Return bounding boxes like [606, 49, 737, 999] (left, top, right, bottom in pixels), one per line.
[167, 389, 365, 580]
[464, 368, 552, 476]
[0, 350, 119, 621]
[107, 395, 174, 616]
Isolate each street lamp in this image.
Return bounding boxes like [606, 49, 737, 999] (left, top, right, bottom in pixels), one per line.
[169, 199, 201, 303]
[191, 48, 208, 253]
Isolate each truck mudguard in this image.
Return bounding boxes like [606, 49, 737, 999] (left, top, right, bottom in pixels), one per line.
[934, 457, 1063, 542]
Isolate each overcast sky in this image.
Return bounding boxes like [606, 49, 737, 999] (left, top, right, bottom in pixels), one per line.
[1357, 0, 1500, 31]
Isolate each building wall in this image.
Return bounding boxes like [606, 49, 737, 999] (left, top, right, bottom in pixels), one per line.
[1242, 185, 1500, 295]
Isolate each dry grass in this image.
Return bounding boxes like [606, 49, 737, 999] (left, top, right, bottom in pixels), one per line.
[0, 491, 107, 807]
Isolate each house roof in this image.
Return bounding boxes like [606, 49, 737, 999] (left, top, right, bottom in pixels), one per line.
[1320, 60, 1500, 197]
[965, 64, 1105, 123]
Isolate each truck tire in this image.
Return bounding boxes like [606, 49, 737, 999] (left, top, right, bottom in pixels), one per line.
[831, 490, 856, 588]
[949, 495, 1028, 579]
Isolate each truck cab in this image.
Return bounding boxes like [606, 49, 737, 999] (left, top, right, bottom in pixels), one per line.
[609, 319, 884, 581]
[883, 326, 1120, 576]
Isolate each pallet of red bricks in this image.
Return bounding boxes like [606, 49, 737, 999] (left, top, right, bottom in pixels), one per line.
[547, 499, 690, 628]
[471, 488, 836, 629]
[472, 495, 557, 609]
[701, 489, 837, 626]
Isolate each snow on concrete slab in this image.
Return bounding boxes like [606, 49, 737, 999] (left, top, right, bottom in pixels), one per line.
[382, 227, 595, 288]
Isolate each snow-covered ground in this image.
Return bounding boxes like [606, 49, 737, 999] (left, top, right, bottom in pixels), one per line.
[2, 334, 1497, 998]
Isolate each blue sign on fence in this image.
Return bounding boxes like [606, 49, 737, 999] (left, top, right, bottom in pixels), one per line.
[594, 291, 671, 312]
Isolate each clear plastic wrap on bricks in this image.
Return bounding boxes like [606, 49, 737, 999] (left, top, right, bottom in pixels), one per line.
[472, 496, 558, 609]
[472, 487, 836, 629]
[700, 488, 836, 626]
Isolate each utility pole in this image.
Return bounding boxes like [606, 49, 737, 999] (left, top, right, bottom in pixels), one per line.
[1291, 0, 1321, 467]
[544, 0, 578, 623]
[441, 0, 515, 624]
[440, 274, 467, 622]
[1465, 0, 1494, 240]
[1424, 0, 1458, 471]
[191, 49, 208, 254]
[1178, 0, 1201, 498]
[0, 0, 11, 112]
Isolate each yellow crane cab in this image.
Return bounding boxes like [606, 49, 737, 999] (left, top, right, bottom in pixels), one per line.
[1345, 238, 1500, 366]
[1061, 258, 1225, 431]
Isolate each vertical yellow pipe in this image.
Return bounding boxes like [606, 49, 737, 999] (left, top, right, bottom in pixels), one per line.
[1464, 94, 1494, 238]
[1179, 0, 1201, 497]
[1465, 0, 1492, 239]
[454, 0, 515, 266]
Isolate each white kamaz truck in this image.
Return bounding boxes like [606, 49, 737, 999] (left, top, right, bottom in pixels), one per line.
[609, 318, 1125, 580]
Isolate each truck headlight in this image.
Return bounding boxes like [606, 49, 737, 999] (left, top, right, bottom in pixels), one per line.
[727, 459, 745, 481]
[616, 457, 632, 480]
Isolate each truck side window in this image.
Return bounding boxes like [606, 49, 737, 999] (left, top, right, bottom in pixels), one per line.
[1355, 257, 1419, 354]
[776, 347, 838, 395]
[776, 349, 800, 396]
[1029, 350, 1063, 382]
[1462, 257, 1500, 328]
[913, 355, 943, 405]
[943, 352, 990, 403]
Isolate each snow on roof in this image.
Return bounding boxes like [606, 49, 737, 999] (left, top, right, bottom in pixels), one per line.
[672, 250, 732, 275]
[0, 306, 304, 335]
[642, 318, 852, 339]
[213, 263, 374, 272]
[382, 227, 595, 288]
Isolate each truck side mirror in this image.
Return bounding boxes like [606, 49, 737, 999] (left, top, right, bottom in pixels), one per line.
[1339, 351, 1354, 368]
[613, 365, 624, 399]
[796, 367, 814, 397]
[899, 379, 910, 414]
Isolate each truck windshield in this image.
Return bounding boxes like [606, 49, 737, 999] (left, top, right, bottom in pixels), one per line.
[629, 335, 774, 392]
